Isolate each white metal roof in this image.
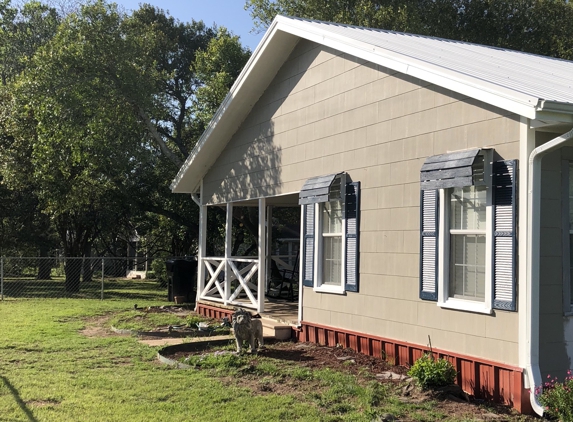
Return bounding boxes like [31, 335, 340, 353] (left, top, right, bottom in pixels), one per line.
[288, 17, 573, 105]
[171, 15, 573, 193]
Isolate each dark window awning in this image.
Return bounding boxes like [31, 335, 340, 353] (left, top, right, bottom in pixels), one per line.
[299, 173, 343, 205]
[420, 149, 485, 190]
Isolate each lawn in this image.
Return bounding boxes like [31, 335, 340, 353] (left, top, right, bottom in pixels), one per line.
[0, 299, 534, 421]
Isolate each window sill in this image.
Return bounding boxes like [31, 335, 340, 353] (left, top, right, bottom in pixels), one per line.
[314, 284, 345, 295]
[438, 298, 492, 315]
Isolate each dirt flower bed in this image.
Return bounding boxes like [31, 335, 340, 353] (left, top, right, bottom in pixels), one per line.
[162, 342, 536, 422]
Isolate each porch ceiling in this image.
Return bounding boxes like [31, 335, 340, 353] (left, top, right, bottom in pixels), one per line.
[210, 193, 300, 207]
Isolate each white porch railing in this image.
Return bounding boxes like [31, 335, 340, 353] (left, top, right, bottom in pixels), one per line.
[199, 257, 260, 309]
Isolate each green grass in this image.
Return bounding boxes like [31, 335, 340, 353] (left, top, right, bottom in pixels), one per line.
[0, 299, 529, 421]
[108, 309, 190, 331]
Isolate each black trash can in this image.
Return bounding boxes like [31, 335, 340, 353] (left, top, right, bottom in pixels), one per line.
[166, 258, 197, 303]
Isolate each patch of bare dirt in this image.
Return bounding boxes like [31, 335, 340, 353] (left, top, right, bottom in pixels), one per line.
[79, 315, 116, 338]
[25, 399, 60, 407]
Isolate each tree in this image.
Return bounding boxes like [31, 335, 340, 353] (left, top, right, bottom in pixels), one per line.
[245, 0, 573, 59]
[0, 1, 253, 291]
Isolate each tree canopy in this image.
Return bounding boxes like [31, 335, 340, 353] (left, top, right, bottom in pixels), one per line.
[246, 0, 573, 59]
[0, 0, 251, 272]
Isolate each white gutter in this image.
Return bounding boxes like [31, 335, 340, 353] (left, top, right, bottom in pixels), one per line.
[527, 127, 573, 416]
[190, 194, 201, 207]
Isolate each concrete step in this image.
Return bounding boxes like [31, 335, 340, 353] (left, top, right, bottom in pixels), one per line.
[260, 317, 292, 340]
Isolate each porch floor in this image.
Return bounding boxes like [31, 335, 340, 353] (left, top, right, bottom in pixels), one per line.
[197, 297, 298, 325]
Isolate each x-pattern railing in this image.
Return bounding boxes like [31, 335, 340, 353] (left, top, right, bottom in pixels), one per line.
[200, 257, 259, 309]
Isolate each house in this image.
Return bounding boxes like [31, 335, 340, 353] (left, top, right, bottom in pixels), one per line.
[170, 16, 573, 415]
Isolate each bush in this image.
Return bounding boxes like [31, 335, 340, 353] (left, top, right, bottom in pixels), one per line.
[150, 259, 168, 286]
[408, 353, 457, 389]
[536, 371, 573, 421]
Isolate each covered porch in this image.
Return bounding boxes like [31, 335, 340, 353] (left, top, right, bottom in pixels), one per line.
[195, 192, 301, 321]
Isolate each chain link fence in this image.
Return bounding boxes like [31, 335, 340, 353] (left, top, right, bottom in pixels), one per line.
[0, 257, 174, 301]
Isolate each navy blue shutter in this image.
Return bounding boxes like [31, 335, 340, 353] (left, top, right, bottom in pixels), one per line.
[493, 160, 518, 311]
[302, 204, 315, 287]
[345, 182, 360, 292]
[420, 189, 439, 301]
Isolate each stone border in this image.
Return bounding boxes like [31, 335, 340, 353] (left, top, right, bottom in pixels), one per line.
[157, 338, 235, 369]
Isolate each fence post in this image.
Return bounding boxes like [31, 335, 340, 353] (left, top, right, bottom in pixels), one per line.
[101, 258, 104, 300]
[1, 257, 3, 301]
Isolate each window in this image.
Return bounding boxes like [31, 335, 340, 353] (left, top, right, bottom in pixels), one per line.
[440, 184, 492, 313]
[420, 149, 517, 313]
[319, 200, 343, 287]
[300, 174, 360, 294]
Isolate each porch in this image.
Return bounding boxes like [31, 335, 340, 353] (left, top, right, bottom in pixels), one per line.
[195, 193, 300, 322]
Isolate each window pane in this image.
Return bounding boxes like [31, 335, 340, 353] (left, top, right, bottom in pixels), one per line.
[450, 186, 486, 231]
[449, 234, 486, 301]
[322, 201, 342, 234]
[322, 236, 342, 285]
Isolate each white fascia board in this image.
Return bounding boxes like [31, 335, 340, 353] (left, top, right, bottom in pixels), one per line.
[277, 18, 540, 119]
[170, 19, 297, 193]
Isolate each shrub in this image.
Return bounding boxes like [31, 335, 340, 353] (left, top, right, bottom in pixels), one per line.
[408, 353, 457, 389]
[536, 371, 573, 421]
[150, 259, 168, 287]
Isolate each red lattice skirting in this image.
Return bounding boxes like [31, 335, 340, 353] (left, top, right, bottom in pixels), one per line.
[195, 303, 532, 414]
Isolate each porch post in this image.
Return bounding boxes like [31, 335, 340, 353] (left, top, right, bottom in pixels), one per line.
[224, 202, 233, 305]
[266, 205, 273, 295]
[197, 203, 207, 304]
[258, 198, 266, 313]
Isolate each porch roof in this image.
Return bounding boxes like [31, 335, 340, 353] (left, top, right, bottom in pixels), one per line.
[171, 15, 573, 194]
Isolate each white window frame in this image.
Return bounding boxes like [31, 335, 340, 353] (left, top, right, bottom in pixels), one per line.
[437, 152, 494, 315]
[313, 180, 346, 294]
[561, 160, 573, 315]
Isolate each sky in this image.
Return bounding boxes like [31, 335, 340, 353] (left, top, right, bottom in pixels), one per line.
[114, 0, 265, 51]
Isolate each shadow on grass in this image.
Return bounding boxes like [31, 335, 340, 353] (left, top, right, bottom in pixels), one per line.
[1, 278, 168, 301]
[0, 375, 38, 422]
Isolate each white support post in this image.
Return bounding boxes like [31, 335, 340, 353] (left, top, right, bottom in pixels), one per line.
[265, 205, 273, 296]
[196, 181, 207, 306]
[224, 202, 233, 305]
[197, 203, 207, 304]
[258, 198, 267, 313]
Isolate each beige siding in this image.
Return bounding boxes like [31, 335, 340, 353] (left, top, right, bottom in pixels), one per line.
[203, 40, 521, 365]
